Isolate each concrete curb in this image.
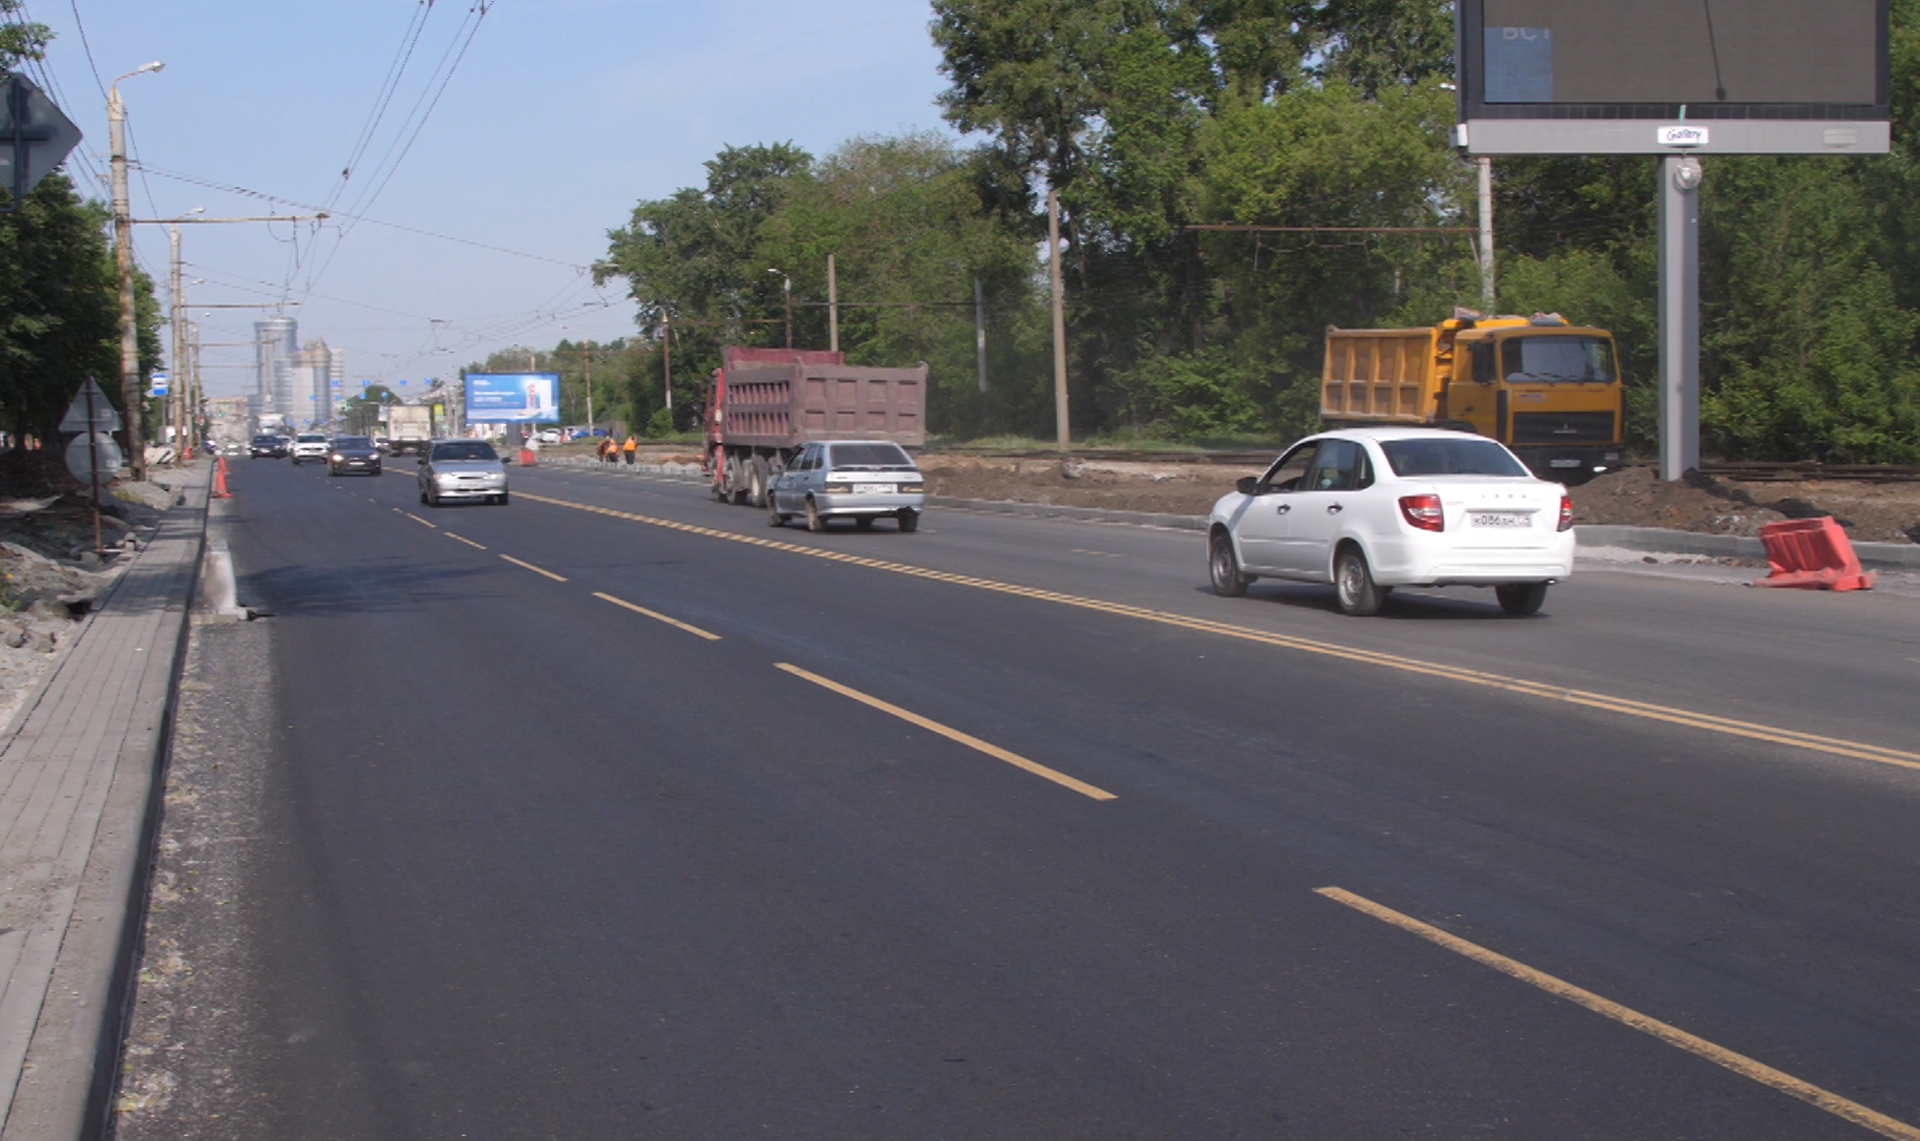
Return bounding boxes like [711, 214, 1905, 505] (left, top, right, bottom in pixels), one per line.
[541, 459, 1920, 567]
[0, 463, 210, 1141]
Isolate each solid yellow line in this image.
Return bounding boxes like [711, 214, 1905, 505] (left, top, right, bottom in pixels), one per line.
[512, 492, 1918, 771]
[443, 532, 487, 550]
[401, 511, 436, 529]
[593, 592, 720, 641]
[1315, 887, 1920, 1141]
[774, 662, 1116, 801]
[499, 554, 567, 582]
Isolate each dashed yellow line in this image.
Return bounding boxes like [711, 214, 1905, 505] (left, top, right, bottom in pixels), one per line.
[1316, 886, 1920, 1141]
[499, 554, 567, 582]
[513, 491, 1918, 772]
[393, 508, 436, 529]
[594, 592, 719, 641]
[443, 532, 487, 551]
[775, 663, 1115, 801]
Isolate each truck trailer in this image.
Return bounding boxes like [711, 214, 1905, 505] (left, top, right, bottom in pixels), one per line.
[703, 346, 927, 507]
[1322, 312, 1626, 482]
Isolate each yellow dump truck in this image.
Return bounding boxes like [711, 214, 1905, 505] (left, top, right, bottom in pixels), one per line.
[1321, 313, 1626, 482]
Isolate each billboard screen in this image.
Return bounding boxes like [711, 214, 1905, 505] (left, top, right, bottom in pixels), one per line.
[1459, 0, 1890, 155]
[464, 373, 560, 424]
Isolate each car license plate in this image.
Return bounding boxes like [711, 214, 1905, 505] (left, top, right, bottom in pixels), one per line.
[854, 483, 893, 495]
[1470, 512, 1530, 528]
[1549, 458, 1581, 468]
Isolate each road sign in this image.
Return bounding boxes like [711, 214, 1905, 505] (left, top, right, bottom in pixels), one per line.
[58, 378, 122, 433]
[0, 72, 83, 210]
[149, 372, 169, 397]
[64, 431, 121, 483]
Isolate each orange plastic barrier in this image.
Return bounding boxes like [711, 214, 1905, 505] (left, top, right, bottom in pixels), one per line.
[1755, 517, 1873, 591]
[212, 455, 233, 499]
[518, 447, 537, 467]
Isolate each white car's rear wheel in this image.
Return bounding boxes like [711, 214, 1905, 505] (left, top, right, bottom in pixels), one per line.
[1496, 581, 1548, 615]
[1334, 548, 1384, 616]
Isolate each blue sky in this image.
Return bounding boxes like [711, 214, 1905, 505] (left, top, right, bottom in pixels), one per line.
[27, 0, 954, 396]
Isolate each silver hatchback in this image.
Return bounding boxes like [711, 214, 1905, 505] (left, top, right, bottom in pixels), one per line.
[418, 439, 509, 506]
[768, 441, 925, 532]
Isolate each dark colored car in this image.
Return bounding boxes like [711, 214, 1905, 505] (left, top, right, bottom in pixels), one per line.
[327, 436, 382, 476]
[249, 434, 288, 458]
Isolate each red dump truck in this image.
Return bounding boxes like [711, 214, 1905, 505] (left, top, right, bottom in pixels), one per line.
[702, 346, 928, 507]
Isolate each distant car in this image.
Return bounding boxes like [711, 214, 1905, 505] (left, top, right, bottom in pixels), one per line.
[1206, 427, 1575, 616]
[249, 434, 287, 459]
[533, 429, 562, 445]
[767, 440, 925, 532]
[289, 433, 330, 465]
[418, 439, 508, 506]
[327, 436, 382, 476]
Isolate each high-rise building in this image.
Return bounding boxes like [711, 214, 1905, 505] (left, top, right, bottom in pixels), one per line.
[254, 317, 297, 417]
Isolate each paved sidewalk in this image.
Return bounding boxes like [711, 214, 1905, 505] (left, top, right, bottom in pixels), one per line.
[0, 465, 211, 1141]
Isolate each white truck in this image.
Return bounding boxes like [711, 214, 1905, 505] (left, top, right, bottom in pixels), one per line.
[387, 405, 434, 457]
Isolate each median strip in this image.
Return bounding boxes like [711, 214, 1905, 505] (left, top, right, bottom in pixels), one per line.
[499, 554, 567, 582]
[774, 662, 1115, 801]
[1315, 886, 1920, 1141]
[516, 491, 1920, 774]
[594, 592, 720, 641]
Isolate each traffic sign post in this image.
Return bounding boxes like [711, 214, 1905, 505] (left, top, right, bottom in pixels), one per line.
[60, 378, 123, 553]
[0, 72, 83, 212]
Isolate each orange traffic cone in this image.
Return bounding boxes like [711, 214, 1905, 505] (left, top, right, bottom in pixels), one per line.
[212, 455, 233, 499]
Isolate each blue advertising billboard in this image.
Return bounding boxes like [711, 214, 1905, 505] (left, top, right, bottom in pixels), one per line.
[464, 373, 560, 423]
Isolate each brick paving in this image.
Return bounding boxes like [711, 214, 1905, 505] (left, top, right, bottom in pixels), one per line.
[0, 467, 209, 1141]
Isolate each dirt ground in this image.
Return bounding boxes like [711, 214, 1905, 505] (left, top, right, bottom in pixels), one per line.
[915, 454, 1920, 545]
[572, 441, 1920, 544]
[0, 451, 179, 730]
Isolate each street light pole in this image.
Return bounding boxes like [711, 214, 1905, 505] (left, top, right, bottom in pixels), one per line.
[109, 61, 163, 481]
[769, 268, 792, 348]
[169, 224, 183, 462]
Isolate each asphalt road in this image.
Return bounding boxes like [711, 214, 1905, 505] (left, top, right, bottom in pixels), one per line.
[121, 454, 1920, 1140]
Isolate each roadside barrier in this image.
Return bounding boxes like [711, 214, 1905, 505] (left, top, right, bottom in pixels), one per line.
[212, 455, 233, 499]
[519, 447, 538, 467]
[1754, 517, 1874, 591]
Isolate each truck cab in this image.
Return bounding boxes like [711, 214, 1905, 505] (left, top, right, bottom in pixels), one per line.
[1443, 316, 1625, 481]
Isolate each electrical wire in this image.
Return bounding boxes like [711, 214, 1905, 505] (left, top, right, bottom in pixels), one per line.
[131, 161, 589, 268]
[296, 1, 493, 301]
[323, 0, 435, 214]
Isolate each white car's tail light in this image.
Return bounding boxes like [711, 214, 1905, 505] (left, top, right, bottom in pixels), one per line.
[1399, 494, 1444, 532]
[1558, 494, 1575, 532]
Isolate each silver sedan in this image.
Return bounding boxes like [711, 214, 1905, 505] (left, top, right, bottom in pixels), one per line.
[417, 439, 509, 506]
[768, 440, 925, 532]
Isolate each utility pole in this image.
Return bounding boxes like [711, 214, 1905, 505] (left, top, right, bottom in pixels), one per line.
[188, 322, 201, 454]
[828, 254, 839, 354]
[110, 62, 164, 480]
[661, 315, 673, 412]
[974, 275, 987, 395]
[583, 341, 594, 431]
[1048, 190, 1070, 454]
[1477, 157, 1496, 311]
[169, 225, 183, 462]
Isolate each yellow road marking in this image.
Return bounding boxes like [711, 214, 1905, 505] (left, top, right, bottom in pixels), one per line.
[593, 592, 720, 641]
[1071, 548, 1125, 558]
[401, 511, 436, 529]
[774, 662, 1115, 801]
[514, 492, 1918, 772]
[443, 532, 487, 551]
[499, 554, 567, 582]
[1316, 886, 1920, 1141]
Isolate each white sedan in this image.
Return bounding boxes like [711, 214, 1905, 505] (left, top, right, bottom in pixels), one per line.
[1207, 428, 1575, 616]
